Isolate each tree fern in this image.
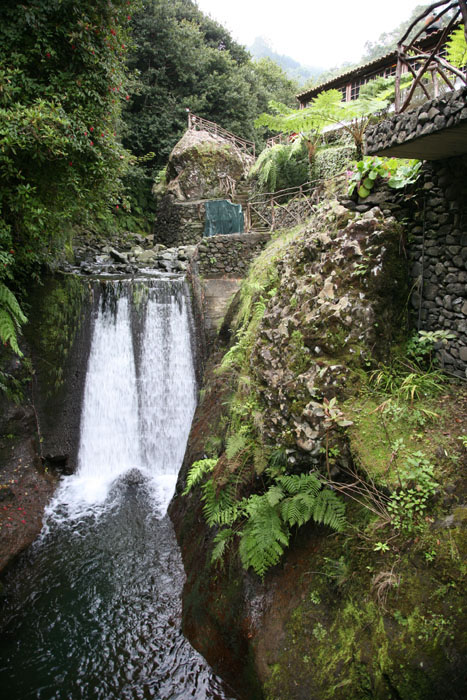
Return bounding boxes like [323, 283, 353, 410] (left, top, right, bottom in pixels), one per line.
[0, 283, 27, 356]
[182, 458, 217, 495]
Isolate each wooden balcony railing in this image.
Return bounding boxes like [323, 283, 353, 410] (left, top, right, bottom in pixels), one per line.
[187, 111, 255, 158]
[395, 1, 467, 112]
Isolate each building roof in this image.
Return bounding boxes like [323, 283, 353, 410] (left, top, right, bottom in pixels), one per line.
[296, 51, 397, 103]
[297, 27, 450, 104]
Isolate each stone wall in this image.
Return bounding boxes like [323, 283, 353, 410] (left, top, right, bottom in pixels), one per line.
[154, 196, 205, 247]
[193, 232, 271, 278]
[365, 86, 467, 156]
[340, 156, 467, 377]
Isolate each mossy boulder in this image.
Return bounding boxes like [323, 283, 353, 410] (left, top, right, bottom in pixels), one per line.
[163, 129, 253, 202]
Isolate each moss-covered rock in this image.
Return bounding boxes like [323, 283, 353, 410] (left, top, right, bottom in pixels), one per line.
[171, 199, 467, 699]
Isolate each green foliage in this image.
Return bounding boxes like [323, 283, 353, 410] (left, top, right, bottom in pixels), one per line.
[312, 143, 356, 181]
[225, 434, 248, 460]
[239, 495, 290, 577]
[182, 458, 217, 495]
[388, 452, 437, 532]
[249, 139, 309, 193]
[205, 470, 345, 578]
[0, 0, 138, 375]
[238, 475, 345, 577]
[446, 26, 467, 68]
[0, 283, 27, 356]
[256, 83, 390, 160]
[348, 156, 421, 198]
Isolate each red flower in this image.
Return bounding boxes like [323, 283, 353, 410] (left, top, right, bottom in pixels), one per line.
[90, 141, 94, 146]
[125, 95, 129, 100]
[9, 249, 14, 254]
[46, 52, 51, 58]
[116, 205, 119, 210]
[69, 161, 73, 166]
[90, 127, 94, 132]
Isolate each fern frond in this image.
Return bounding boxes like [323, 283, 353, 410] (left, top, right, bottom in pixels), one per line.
[226, 434, 247, 460]
[281, 492, 316, 527]
[277, 473, 321, 496]
[211, 528, 235, 565]
[201, 480, 243, 527]
[182, 458, 217, 495]
[312, 489, 346, 532]
[265, 484, 284, 507]
[0, 283, 27, 356]
[0, 309, 22, 356]
[0, 283, 27, 325]
[240, 495, 290, 577]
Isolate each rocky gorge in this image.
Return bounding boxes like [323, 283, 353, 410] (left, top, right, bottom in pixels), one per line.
[0, 123, 466, 700]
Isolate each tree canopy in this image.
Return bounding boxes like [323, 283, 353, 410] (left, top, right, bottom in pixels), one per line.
[0, 0, 137, 352]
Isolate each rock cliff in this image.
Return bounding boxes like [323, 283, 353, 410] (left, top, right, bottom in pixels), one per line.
[170, 200, 467, 699]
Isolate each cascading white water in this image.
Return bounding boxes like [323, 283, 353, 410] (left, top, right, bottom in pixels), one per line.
[0, 275, 235, 700]
[48, 278, 197, 520]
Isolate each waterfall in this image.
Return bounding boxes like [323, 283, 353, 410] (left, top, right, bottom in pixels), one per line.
[47, 277, 197, 521]
[0, 275, 235, 699]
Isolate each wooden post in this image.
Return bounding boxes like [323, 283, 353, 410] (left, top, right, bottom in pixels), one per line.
[395, 49, 403, 113]
[270, 197, 275, 231]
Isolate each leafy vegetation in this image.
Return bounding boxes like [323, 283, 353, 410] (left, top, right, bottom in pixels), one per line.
[0, 0, 138, 362]
[446, 25, 467, 67]
[248, 138, 310, 192]
[347, 156, 422, 198]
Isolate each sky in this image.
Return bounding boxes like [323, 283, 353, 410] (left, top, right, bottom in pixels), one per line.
[195, 0, 428, 68]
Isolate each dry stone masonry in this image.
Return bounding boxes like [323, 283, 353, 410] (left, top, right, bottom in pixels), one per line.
[366, 86, 467, 158]
[193, 232, 271, 278]
[340, 156, 467, 378]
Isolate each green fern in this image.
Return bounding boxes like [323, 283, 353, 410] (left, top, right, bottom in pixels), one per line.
[211, 528, 234, 565]
[201, 479, 243, 527]
[277, 473, 321, 496]
[239, 495, 290, 577]
[182, 458, 217, 495]
[312, 489, 346, 532]
[0, 283, 27, 356]
[226, 434, 247, 460]
[280, 492, 317, 527]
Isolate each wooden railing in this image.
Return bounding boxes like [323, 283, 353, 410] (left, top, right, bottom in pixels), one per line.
[266, 133, 289, 148]
[246, 181, 326, 232]
[394, 2, 467, 112]
[187, 111, 256, 158]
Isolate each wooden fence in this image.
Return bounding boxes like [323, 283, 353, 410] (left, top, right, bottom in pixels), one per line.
[246, 181, 326, 232]
[187, 111, 256, 158]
